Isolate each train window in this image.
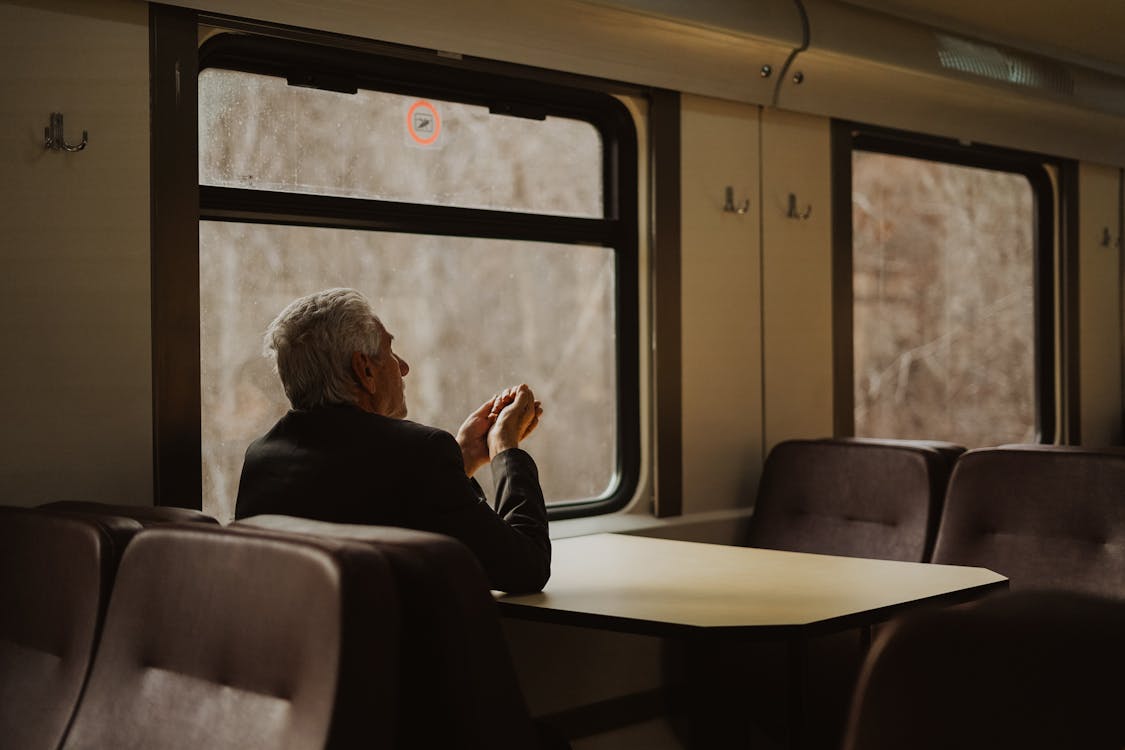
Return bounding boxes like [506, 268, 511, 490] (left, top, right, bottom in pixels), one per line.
[199, 69, 603, 218]
[196, 35, 639, 522]
[845, 132, 1057, 447]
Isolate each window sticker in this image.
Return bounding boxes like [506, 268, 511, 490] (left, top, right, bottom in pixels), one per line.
[406, 99, 442, 148]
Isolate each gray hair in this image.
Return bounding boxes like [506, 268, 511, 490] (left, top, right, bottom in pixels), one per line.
[263, 288, 383, 409]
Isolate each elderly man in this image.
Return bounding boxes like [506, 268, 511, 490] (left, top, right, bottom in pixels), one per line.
[235, 288, 550, 593]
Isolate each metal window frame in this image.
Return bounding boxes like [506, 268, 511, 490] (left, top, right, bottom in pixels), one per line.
[152, 10, 642, 517]
[831, 121, 1071, 445]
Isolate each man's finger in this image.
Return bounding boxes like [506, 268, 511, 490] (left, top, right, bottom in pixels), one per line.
[522, 412, 541, 439]
[489, 387, 519, 417]
[471, 397, 495, 418]
[512, 386, 533, 409]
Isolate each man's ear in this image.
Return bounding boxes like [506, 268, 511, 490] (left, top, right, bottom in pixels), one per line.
[351, 351, 376, 393]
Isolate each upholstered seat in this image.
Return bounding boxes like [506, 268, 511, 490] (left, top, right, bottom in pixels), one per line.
[843, 590, 1125, 750]
[0, 506, 141, 750]
[235, 515, 549, 750]
[39, 500, 219, 526]
[932, 445, 1125, 597]
[61, 523, 400, 750]
[736, 438, 964, 747]
[747, 437, 965, 562]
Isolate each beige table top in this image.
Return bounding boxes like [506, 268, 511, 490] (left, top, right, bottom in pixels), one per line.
[496, 534, 1008, 638]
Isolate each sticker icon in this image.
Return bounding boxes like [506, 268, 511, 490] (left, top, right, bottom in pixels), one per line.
[406, 99, 441, 147]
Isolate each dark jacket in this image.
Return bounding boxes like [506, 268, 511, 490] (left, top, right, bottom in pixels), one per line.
[235, 404, 550, 593]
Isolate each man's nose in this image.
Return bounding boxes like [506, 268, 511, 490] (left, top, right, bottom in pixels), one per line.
[399, 357, 410, 376]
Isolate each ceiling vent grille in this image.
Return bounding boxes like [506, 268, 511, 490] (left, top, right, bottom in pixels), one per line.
[936, 34, 1074, 97]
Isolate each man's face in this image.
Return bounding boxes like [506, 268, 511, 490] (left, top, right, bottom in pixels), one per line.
[370, 319, 410, 418]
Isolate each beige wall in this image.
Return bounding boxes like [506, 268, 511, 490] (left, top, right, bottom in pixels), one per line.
[177, 0, 800, 107]
[760, 108, 835, 451]
[1078, 163, 1124, 446]
[0, 0, 151, 506]
[679, 95, 763, 514]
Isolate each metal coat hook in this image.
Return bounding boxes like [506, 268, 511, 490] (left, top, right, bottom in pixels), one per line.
[723, 186, 750, 214]
[44, 112, 88, 152]
[787, 193, 812, 220]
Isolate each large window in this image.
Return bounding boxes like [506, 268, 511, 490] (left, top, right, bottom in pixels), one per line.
[844, 131, 1058, 447]
[194, 35, 639, 521]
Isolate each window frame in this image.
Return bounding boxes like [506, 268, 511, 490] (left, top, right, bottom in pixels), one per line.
[152, 13, 642, 518]
[831, 122, 1073, 445]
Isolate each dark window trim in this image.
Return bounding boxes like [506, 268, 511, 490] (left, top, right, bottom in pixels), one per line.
[832, 121, 1071, 445]
[150, 4, 202, 509]
[830, 122, 854, 439]
[650, 90, 682, 518]
[200, 188, 620, 245]
[198, 35, 635, 147]
[197, 12, 650, 100]
[1060, 164, 1082, 444]
[152, 17, 642, 516]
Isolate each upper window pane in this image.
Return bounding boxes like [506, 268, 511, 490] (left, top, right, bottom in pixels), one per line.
[199, 68, 604, 217]
[852, 151, 1037, 447]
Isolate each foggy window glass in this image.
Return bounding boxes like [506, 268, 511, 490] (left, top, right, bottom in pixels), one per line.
[200, 222, 616, 523]
[199, 68, 603, 218]
[852, 152, 1036, 447]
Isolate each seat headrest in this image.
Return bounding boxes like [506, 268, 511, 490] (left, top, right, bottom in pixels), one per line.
[61, 523, 400, 750]
[844, 590, 1125, 750]
[39, 500, 220, 526]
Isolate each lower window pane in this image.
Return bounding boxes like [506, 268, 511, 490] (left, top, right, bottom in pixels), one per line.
[201, 221, 617, 521]
[852, 152, 1037, 446]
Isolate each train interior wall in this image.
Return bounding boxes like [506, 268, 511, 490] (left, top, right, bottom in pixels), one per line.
[3, 0, 1125, 747]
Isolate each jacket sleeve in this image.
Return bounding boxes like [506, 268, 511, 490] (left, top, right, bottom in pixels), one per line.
[413, 431, 551, 594]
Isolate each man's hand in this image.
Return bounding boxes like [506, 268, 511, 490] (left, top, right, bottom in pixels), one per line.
[458, 385, 543, 475]
[488, 384, 544, 459]
[456, 396, 500, 478]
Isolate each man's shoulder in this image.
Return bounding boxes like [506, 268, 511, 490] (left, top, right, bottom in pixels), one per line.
[268, 405, 454, 449]
[384, 416, 454, 445]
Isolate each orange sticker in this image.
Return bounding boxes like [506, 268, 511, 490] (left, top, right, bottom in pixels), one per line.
[406, 100, 441, 146]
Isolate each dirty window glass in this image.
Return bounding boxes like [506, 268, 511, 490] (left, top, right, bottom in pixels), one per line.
[200, 222, 616, 522]
[199, 68, 603, 218]
[852, 151, 1036, 446]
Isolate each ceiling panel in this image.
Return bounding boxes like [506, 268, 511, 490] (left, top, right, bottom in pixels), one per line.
[842, 0, 1125, 76]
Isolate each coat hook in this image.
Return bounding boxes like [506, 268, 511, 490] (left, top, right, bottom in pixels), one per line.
[787, 193, 812, 220]
[1100, 227, 1114, 248]
[723, 186, 750, 214]
[44, 112, 88, 152]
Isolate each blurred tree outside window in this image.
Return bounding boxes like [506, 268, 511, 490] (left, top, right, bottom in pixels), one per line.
[199, 66, 630, 522]
[852, 151, 1037, 447]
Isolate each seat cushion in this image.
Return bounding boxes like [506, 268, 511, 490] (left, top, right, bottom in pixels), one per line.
[932, 446, 1125, 597]
[236, 515, 541, 750]
[748, 438, 962, 562]
[844, 590, 1125, 750]
[0, 507, 140, 750]
[62, 524, 399, 750]
[39, 500, 219, 526]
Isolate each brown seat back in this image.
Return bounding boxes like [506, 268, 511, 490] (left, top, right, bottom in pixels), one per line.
[236, 515, 541, 750]
[932, 445, 1125, 597]
[39, 501, 220, 526]
[747, 438, 964, 562]
[0, 507, 140, 750]
[843, 591, 1125, 750]
[62, 524, 399, 750]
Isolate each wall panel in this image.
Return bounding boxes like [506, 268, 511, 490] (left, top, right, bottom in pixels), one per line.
[0, 0, 151, 506]
[679, 95, 763, 514]
[761, 108, 835, 450]
[1078, 162, 1123, 446]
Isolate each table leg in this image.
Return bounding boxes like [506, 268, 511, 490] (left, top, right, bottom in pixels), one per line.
[859, 624, 873, 656]
[787, 636, 808, 750]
